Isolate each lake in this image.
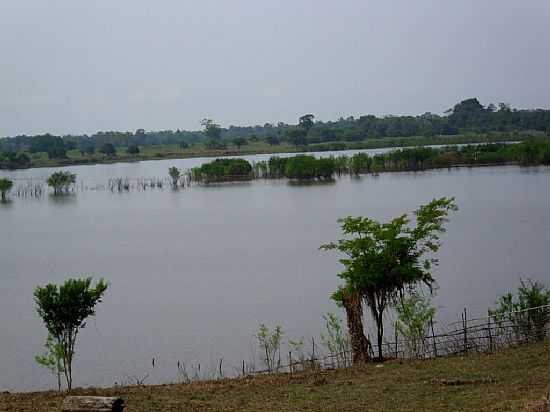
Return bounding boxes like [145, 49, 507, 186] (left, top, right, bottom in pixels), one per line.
[1, 149, 549, 391]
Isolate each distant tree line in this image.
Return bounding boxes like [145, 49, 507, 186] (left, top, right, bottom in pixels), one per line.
[2, 99, 549, 164]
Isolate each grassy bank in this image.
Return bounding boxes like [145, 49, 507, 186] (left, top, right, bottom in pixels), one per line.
[2, 341, 549, 411]
[10, 132, 533, 170]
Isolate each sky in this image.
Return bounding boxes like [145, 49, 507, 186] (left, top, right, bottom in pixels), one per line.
[1, 0, 549, 137]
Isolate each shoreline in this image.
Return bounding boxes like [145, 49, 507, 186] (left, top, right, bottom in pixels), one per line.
[0, 134, 528, 171]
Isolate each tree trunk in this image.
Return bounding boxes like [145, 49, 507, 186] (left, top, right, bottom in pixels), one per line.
[341, 289, 370, 364]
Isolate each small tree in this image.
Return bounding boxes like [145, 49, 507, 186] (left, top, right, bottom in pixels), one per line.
[321, 197, 457, 360]
[34, 277, 108, 390]
[35, 334, 64, 391]
[47, 171, 76, 195]
[0, 178, 13, 201]
[168, 167, 181, 188]
[320, 313, 351, 368]
[490, 279, 550, 342]
[395, 291, 436, 358]
[257, 324, 283, 373]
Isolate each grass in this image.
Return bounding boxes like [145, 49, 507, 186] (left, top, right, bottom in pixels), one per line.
[2, 341, 549, 411]
[22, 132, 535, 169]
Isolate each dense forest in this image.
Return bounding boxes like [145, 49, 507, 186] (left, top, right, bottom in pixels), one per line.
[1, 98, 549, 168]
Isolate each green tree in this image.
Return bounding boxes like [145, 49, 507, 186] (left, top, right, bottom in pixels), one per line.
[490, 279, 550, 342]
[321, 197, 457, 360]
[0, 177, 13, 201]
[126, 145, 140, 155]
[257, 324, 283, 373]
[47, 171, 76, 195]
[201, 119, 222, 140]
[34, 277, 108, 390]
[286, 128, 307, 146]
[99, 143, 116, 157]
[232, 137, 248, 149]
[35, 334, 64, 391]
[168, 166, 181, 188]
[299, 114, 315, 133]
[395, 292, 436, 358]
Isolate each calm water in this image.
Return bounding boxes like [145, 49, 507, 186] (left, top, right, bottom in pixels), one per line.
[1, 150, 549, 391]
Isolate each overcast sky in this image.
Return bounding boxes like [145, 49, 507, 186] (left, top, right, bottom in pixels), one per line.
[1, 0, 549, 136]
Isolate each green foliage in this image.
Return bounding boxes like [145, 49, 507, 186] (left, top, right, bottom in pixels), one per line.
[299, 114, 315, 132]
[257, 324, 283, 373]
[47, 171, 76, 195]
[0, 177, 13, 201]
[286, 128, 307, 146]
[168, 166, 181, 188]
[321, 197, 457, 359]
[35, 334, 64, 391]
[395, 292, 436, 358]
[99, 143, 116, 156]
[201, 119, 222, 140]
[192, 158, 252, 182]
[283, 155, 335, 180]
[490, 279, 550, 342]
[34, 277, 108, 390]
[204, 139, 227, 150]
[232, 137, 248, 149]
[320, 313, 351, 368]
[126, 145, 140, 155]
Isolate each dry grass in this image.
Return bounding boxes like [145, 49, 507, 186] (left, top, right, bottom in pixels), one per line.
[2, 341, 549, 411]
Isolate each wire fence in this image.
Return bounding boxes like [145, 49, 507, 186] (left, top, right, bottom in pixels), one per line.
[240, 304, 550, 378]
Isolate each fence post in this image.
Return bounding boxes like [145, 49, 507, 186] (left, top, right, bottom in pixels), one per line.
[394, 322, 398, 359]
[311, 337, 316, 364]
[242, 360, 245, 377]
[289, 351, 293, 374]
[463, 307, 468, 354]
[487, 309, 493, 352]
[430, 316, 438, 358]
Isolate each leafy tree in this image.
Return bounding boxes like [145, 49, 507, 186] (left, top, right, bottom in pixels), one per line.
[0, 177, 13, 201]
[320, 313, 351, 368]
[395, 292, 436, 358]
[204, 139, 227, 150]
[257, 324, 283, 373]
[168, 166, 181, 188]
[179, 141, 189, 149]
[299, 114, 315, 132]
[35, 334, 64, 391]
[321, 197, 457, 360]
[201, 119, 222, 140]
[490, 279, 550, 342]
[232, 137, 248, 149]
[34, 277, 108, 390]
[126, 145, 140, 155]
[47, 171, 76, 195]
[99, 143, 116, 157]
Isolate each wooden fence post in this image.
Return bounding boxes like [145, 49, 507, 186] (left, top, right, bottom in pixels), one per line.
[430, 317, 438, 357]
[394, 322, 398, 359]
[487, 309, 493, 352]
[289, 351, 293, 374]
[462, 308, 468, 353]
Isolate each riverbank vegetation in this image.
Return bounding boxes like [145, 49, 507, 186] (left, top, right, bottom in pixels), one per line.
[1, 98, 549, 169]
[3, 341, 550, 411]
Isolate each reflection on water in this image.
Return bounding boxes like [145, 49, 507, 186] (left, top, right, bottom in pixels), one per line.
[0, 161, 549, 392]
[47, 193, 78, 206]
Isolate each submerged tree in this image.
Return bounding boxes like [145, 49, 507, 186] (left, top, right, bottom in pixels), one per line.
[47, 171, 76, 195]
[34, 277, 108, 390]
[0, 177, 13, 201]
[168, 166, 181, 188]
[321, 197, 457, 360]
